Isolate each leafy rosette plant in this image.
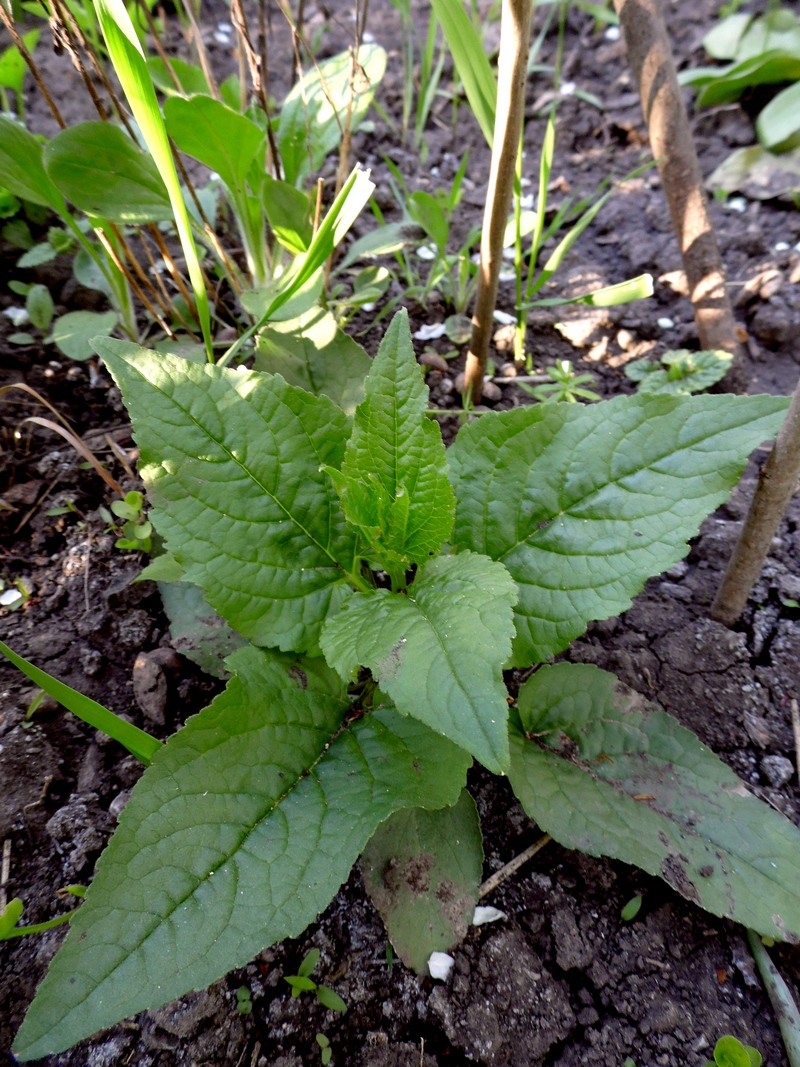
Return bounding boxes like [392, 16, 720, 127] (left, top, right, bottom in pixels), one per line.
[11, 310, 800, 1060]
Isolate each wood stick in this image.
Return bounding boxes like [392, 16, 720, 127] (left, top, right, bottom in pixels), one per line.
[613, 0, 748, 393]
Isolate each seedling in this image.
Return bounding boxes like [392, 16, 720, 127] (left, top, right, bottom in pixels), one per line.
[704, 1035, 763, 1067]
[108, 491, 152, 553]
[283, 951, 347, 1014]
[625, 349, 733, 396]
[234, 987, 252, 1015]
[621, 895, 642, 922]
[0, 887, 86, 942]
[316, 1032, 333, 1065]
[518, 359, 600, 403]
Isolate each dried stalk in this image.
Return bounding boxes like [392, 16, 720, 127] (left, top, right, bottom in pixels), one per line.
[47, 0, 109, 120]
[0, 0, 65, 127]
[613, 0, 748, 393]
[464, 0, 533, 405]
[21, 418, 125, 496]
[710, 385, 800, 626]
[478, 834, 551, 898]
[180, 0, 221, 100]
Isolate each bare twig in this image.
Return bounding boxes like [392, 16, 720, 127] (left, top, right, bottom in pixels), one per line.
[21, 417, 125, 496]
[710, 385, 800, 626]
[0, 0, 65, 127]
[0, 839, 10, 912]
[180, 0, 221, 100]
[48, 0, 109, 120]
[464, 0, 534, 404]
[747, 929, 800, 1067]
[613, 0, 747, 393]
[478, 834, 551, 898]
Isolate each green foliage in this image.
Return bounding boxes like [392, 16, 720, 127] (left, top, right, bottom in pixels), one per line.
[9, 310, 798, 1061]
[109, 490, 152, 551]
[625, 349, 733, 395]
[430, 0, 496, 147]
[518, 359, 600, 403]
[284, 950, 347, 1013]
[52, 310, 118, 362]
[621, 895, 642, 921]
[704, 1035, 763, 1067]
[361, 790, 483, 974]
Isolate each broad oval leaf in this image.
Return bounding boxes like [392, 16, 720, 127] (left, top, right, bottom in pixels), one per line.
[254, 306, 370, 415]
[361, 789, 483, 975]
[449, 393, 789, 666]
[147, 55, 209, 97]
[320, 551, 517, 774]
[0, 115, 66, 211]
[96, 339, 360, 655]
[52, 310, 118, 361]
[508, 663, 800, 944]
[158, 580, 247, 679]
[756, 80, 800, 152]
[14, 645, 470, 1061]
[44, 121, 173, 223]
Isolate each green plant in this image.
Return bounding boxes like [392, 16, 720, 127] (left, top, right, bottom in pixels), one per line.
[680, 7, 800, 153]
[704, 1035, 763, 1067]
[620, 895, 642, 922]
[104, 489, 153, 552]
[517, 358, 600, 403]
[283, 950, 347, 1013]
[6, 309, 800, 1060]
[0, 28, 40, 120]
[316, 1032, 333, 1065]
[624, 349, 734, 396]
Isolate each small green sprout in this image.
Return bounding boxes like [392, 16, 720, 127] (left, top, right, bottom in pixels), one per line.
[625, 349, 733, 396]
[518, 360, 601, 404]
[621, 895, 643, 921]
[283, 950, 347, 1014]
[0, 886, 86, 941]
[109, 491, 153, 552]
[234, 986, 252, 1014]
[316, 1033, 332, 1065]
[704, 1035, 762, 1067]
[623, 1058, 636, 1067]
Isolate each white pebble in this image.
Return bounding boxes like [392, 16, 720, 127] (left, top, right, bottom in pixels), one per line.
[472, 906, 507, 926]
[520, 193, 534, 209]
[604, 25, 621, 41]
[413, 322, 447, 341]
[428, 952, 455, 981]
[2, 306, 29, 326]
[657, 317, 675, 329]
[559, 81, 576, 97]
[0, 588, 23, 607]
[498, 270, 516, 282]
[774, 241, 790, 252]
[416, 245, 437, 261]
[727, 197, 747, 213]
[493, 310, 516, 325]
[362, 30, 375, 42]
[213, 30, 232, 45]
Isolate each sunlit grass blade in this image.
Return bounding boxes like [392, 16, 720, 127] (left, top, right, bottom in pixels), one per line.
[526, 274, 654, 310]
[0, 640, 161, 765]
[94, 0, 213, 359]
[431, 0, 496, 147]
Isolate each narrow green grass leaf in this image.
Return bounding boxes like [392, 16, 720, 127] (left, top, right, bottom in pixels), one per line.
[430, 0, 496, 147]
[0, 640, 160, 765]
[13, 645, 469, 1060]
[449, 393, 790, 665]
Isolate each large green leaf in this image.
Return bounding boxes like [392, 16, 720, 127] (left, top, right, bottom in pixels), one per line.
[508, 663, 800, 944]
[320, 551, 517, 774]
[0, 116, 66, 211]
[449, 393, 789, 666]
[278, 44, 386, 186]
[254, 306, 371, 415]
[43, 121, 173, 223]
[362, 793, 482, 977]
[325, 309, 455, 572]
[361, 789, 483, 975]
[163, 95, 265, 201]
[158, 581, 247, 679]
[757, 81, 800, 152]
[96, 339, 360, 655]
[13, 645, 470, 1061]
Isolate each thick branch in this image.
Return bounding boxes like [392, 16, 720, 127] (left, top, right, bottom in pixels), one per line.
[614, 0, 748, 393]
[710, 385, 800, 626]
[464, 0, 533, 406]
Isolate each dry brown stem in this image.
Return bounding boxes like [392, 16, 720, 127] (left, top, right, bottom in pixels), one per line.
[710, 385, 800, 626]
[464, 0, 533, 405]
[613, 0, 747, 393]
[0, 1, 65, 127]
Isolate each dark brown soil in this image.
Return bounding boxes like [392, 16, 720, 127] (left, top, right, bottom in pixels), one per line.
[1, 1, 799, 1065]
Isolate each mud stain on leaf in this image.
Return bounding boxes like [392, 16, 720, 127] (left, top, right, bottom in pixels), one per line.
[375, 636, 407, 683]
[660, 854, 701, 906]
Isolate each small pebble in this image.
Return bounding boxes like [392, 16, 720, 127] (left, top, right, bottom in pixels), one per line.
[774, 241, 790, 252]
[481, 380, 503, 403]
[726, 197, 747, 213]
[761, 755, 794, 789]
[419, 351, 448, 372]
[520, 193, 534, 209]
[428, 952, 455, 981]
[416, 245, 436, 261]
[604, 25, 621, 40]
[616, 328, 634, 349]
[499, 362, 517, 378]
[472, 906, 507, 926]
[657, 317, 675, 329]
[414, 322, 446, 341]
[493, 310, 515, 326]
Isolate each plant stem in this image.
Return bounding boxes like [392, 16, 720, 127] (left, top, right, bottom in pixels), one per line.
[747, 929, 800, 1067]
[613, 0, 747, 393]
[464, 0, 533, 405]
[710, 385, 800, 626]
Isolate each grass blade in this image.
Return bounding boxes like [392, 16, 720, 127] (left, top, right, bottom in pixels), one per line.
[0, 640, 161, 765]
[94, 0, 213, 359]
[431, 0, 496, 147]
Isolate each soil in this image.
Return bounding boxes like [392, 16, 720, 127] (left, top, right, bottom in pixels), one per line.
[2, 1, 800, 1065]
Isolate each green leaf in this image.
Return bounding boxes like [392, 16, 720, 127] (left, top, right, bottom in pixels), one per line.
[692, 51, 800, 108]
[625, 349, 733, 396]
[0, 898, 24, 939]
[163, 95, 265, 203]
[757, 80, 800, 152]
[320, 551, 517, 773]
[408, 191, 448, 252]
[449, 393, 790, 665]
[713, 1036, 753, 1067]
[0, 640, 160, 765]
[507, 663, 800, 944]
[158, 580, 247, 679]
[26, 283, 53, 331]
[96, 339, 360, 655]
[338, 221, 424, 270]
[52, 310, 117, 361]
[430, 0, 496, 147]
[43, 121, 173, 223]
[17, 241, 57, 268]
[0, 116, 66, 211]
[147, 56, 209, 97]
[703, 13, 752, 60]
[262, 174, 312, 254]
[138, 551, 185, 582]
[254, 306, 371, 416]
[315, 985, 347, 1013]
[74, 246, 115, 299]
[13, 645, 469, 1060]
[284, 975, 317, 992]
[297, 948, 320, 978]
[278, 45, 386, 186]
[621, 895, 642, 921]
[328, 309, 455, 569]
[361, 789, 483, 975]
[0, 30, 40, 94]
